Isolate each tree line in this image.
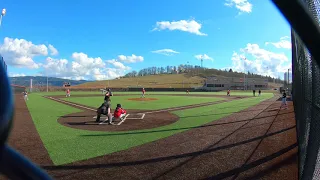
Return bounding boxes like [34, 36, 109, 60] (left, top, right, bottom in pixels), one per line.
[123, 64, 285, 84]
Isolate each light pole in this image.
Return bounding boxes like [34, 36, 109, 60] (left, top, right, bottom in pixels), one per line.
[242, 56, 246, 90]
[0, 8, 6, 27]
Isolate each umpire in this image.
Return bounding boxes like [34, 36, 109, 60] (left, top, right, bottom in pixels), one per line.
[95, 101, 113, 124]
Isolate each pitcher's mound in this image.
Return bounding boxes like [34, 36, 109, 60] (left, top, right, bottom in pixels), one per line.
[128, 98, 158, 101]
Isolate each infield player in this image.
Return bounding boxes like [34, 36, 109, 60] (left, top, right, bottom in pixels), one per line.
[227, 89, 230, 96]
[113, 104, 127, 121]
[280, 90, 288, 109]
[22, 90, 28, 101]
[141, 88, 146, 98]
[96, 101, 114, 125]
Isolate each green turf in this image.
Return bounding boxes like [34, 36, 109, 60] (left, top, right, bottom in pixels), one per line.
[32, 91, 274, 96]
[26, 93, 273, 165]
[62, 95, 225, 110]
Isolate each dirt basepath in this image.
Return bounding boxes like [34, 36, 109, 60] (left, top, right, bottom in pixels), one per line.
[6, 95, 53, 165]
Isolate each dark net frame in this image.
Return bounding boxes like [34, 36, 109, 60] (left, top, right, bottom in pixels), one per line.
[291, 0, 320, 179]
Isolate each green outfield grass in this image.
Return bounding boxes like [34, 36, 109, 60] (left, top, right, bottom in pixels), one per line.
[62, 95, 225, 110]
[32, 90, 274, 96]
[25, 92, 274, 165]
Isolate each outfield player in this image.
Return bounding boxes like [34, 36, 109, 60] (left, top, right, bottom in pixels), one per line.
[258, 89, 261, 96]
[113, 104, 127, 121]
[66, 89, 70, 97]
[186, 90, 189, 94]
[96, 101, 113, 124]
[253, 89, 256, 96]
[141, 88, 145, 98]
[227, 89, 230, 96]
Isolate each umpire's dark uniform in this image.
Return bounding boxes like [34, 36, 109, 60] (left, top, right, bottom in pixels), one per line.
[96, 102, 111, 122]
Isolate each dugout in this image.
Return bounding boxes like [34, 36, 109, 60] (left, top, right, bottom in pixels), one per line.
[11, 85, 26, 94]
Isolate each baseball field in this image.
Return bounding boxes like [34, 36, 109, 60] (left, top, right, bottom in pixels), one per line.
[6, 91, 298, 179]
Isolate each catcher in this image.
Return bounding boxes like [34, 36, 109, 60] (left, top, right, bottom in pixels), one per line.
[113, 104, 127, 121]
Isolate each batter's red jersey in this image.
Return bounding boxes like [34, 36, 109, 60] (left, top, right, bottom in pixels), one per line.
[142, 89, 145, 94]
[114, 108, 126, 118]
[67, 89, 70, 93]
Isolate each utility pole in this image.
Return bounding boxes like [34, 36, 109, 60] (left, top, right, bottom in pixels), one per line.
[46, 76, 48, 92]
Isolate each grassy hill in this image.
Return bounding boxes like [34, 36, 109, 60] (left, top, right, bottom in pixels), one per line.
[74, 74, 205, 88]
[74, 73, 285, 89]
[9, 76, 89, 87]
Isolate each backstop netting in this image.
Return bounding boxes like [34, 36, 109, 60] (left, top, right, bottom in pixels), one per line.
[291, 0, 320, 179]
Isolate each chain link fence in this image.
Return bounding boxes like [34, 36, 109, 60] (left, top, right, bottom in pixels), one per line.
[291, 0, 320, 179]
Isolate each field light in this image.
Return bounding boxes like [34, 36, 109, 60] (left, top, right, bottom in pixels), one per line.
[0, 8, 6, 27]
[1, 9, 6, 16]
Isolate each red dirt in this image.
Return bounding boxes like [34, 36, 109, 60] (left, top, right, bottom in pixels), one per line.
[127, 98, 158, 101]
[58, 110, 179, 131]
[3, 94, 297, 180]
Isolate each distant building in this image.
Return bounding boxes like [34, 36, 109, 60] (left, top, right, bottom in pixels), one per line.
[0, 55, 6, 72]
[204, 76, 268, 91]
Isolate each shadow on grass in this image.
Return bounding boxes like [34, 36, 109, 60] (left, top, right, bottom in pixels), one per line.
[42, 126, 296, 171]
[74, 111, 293, 137]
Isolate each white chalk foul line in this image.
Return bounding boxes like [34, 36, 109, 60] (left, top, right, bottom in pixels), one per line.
[46, 96, 96, 112]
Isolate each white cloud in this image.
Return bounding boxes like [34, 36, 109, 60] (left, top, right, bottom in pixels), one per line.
[265, 36, 291, 49]
[0, 37, 49, 69]
[230, 43, 290, 78]
[117, 54, 144, 63]
[195, 54, 213, 61]
[8, 73, 26, 77]
[225, 0, 253, 13]
[0, 37, 140, 80]
[48, 44, 59, 56]
[107, 59, 131, 70]
[152, 19, 207, 36]
[40, 53, 135, 80]
[151, 49, 180, 56]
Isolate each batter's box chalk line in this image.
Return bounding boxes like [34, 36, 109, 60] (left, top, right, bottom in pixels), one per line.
[98, 113, 146, 126]
[93, 113, 145, 120]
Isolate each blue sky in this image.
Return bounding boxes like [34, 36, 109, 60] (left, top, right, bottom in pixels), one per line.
[0, 0, 291, 80]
